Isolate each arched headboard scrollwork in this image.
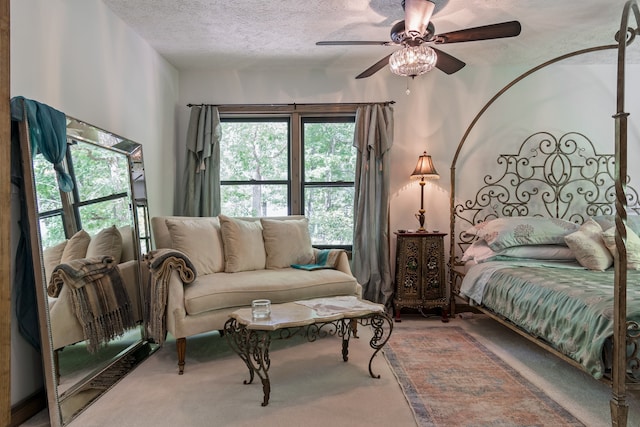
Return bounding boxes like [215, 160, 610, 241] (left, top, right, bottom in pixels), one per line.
[452, 131, 640, 262]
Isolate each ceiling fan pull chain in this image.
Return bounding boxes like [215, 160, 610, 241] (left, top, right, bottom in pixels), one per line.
[406, 77, 411, 95]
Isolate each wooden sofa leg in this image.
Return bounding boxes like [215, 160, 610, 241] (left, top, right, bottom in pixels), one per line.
[176, 337, 186, 375]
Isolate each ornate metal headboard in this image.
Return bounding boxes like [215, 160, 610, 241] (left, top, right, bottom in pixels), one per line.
[451, 131, 640, 263]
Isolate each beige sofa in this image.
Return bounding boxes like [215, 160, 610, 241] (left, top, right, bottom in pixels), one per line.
[149, 214, 361, 374]
[44, 225, 142, 351]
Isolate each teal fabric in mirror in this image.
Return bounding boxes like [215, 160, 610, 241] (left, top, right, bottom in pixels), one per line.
[10, 96, 73, 192]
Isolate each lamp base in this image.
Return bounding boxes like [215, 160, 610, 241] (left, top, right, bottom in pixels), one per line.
[415, 210, 426, 232]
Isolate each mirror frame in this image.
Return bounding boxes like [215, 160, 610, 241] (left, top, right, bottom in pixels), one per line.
[1, 0, 10, 424]
[17, 114, 154, 426]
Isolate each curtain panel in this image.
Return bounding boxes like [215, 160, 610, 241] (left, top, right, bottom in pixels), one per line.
[352, 104, 394, 304]
[182, 105, 222, 217]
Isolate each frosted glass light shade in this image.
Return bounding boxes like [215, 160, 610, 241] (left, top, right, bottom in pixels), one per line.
[389, 45, 437, 77]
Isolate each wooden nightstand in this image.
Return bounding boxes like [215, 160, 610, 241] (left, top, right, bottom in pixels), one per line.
[393, 231, 449, 322]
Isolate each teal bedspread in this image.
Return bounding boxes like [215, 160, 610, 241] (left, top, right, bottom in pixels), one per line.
[475, 264, 640, 379]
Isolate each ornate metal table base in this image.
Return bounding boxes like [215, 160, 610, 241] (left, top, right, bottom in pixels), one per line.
[223, 313, 393, 406]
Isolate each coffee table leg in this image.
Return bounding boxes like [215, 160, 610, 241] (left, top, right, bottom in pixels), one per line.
[367, 312, 394, 378]
[224, 319, 272, 406]
[341, 319, 351, 362]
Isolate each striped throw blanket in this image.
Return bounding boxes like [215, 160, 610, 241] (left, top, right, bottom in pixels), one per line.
[48, 256, 135, 353]
[144, 248, 197, 345]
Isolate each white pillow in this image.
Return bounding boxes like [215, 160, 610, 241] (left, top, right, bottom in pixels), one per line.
[165, 217, 224, 274]
[601, 226, 640, 270]
[564, 219, 613, 271]
[219, 215, 266, 273]
[86, 225, 123, 264]
[261, 218, 314, 269]
[462, 240, 575, 263]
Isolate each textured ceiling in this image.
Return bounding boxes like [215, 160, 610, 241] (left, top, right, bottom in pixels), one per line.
[102, 0, 638, 75]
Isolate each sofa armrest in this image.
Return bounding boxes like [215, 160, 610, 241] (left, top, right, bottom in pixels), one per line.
[311, 248, 353, 276]
[334, 251, 353, 276]
[165, 270, 188, 337]
[145, 249, 196, 344]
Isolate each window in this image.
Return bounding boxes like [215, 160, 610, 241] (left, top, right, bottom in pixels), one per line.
[219, 107, 357, 249]
[302, 118, 356, 247]
[219, 118, 290, 217]
[34, 140, 133, 249]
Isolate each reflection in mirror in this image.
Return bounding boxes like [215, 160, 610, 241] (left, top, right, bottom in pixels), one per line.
[19, 112, 154, 426]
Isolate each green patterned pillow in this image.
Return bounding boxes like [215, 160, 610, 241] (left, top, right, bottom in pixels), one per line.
[464, 217, 578, 251]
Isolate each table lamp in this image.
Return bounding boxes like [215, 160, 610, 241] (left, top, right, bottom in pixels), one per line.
[410, 151, 439, 232]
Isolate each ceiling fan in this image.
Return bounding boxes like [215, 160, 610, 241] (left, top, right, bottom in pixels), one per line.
[316, 0, 522, 79]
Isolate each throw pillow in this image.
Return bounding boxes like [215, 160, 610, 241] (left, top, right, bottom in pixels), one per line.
[118, 225, 135, 262]
[86, 225, 123, 264]
[261, 218, 314, 269]
[165, 217, 225, 275]
[60, 229, 90, 262]
[564, 219, 613, 271]
[592, 214, 640, 237]
[601, 226, 640, 270]
[219, 215, 266, 272]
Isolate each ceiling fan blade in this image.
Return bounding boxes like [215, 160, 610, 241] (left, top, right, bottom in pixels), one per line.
[356, 54, 393, 79]
[432, 47, 465, 75]
[404, 0, 435, 36]
[434, 21, 522, 44]
[316, 41, 393, 46]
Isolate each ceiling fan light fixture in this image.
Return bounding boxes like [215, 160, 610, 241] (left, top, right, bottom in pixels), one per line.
[389, 44, 437, 77]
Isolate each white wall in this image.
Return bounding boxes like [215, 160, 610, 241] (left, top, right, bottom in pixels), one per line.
[178, 59, 640, 269]
[10, 0, 179, 405]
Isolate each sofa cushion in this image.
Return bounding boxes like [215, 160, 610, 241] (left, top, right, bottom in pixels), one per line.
[165, 217, 224, 274]
[183, 268, 359, 315]
[261, 217, 314, 269]
[219, 215, 266, 272]
[86, 225, 123, 264]
[61, 229, 90, 262]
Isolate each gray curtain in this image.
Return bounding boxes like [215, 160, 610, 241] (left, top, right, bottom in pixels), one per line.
[352, 104, 394, 304]
[182, 105, 221, 217]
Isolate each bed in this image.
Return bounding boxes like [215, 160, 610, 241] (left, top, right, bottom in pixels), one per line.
[449, 2, 640, 426]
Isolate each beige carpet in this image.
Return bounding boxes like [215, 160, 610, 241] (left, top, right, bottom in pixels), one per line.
[67, 323, 414, 427]
[22, 314, 640, 426]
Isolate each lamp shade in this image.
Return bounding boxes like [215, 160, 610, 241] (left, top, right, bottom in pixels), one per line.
[410, 151, 439, 180]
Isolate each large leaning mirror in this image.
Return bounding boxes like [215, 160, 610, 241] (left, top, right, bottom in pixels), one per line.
[16, 108, 154, 426]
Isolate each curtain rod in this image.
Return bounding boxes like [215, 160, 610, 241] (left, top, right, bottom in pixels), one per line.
[186, 101, 395, 108]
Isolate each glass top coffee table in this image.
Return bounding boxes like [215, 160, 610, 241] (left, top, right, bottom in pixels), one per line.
[223, 296, 393, 406]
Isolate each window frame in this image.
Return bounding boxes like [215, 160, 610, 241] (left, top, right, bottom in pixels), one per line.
[219, 105, 358, 249]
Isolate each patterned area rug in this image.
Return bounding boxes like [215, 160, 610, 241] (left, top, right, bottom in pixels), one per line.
[384, 326, 585, 426]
